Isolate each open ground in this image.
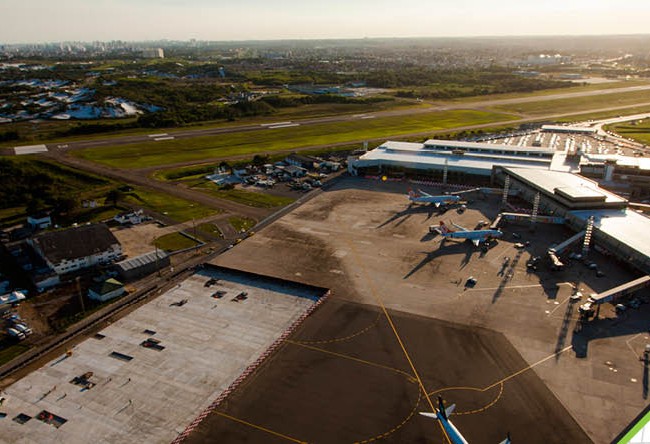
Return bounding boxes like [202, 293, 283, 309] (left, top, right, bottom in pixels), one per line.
[210, 176, 650, 443]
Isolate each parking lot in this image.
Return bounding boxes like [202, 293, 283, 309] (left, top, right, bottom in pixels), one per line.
[213, 176, 650, 443]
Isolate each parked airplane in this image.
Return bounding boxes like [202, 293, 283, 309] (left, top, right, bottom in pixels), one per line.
[408, 189, 461, 207]
[434, 221, 503, 247]
[0, 291, 26, 307]
[420, 396, 511, 444]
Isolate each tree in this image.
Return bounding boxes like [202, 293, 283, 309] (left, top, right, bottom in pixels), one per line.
[106, 189, 124, 207]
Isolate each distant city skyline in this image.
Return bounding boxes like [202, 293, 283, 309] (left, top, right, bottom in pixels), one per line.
[2, 0, 650, 44]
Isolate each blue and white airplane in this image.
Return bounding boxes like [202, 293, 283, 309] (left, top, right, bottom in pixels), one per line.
[408, 189, 461, 208]
[420, 396, 511, 444]
[434, 221, 503, 247]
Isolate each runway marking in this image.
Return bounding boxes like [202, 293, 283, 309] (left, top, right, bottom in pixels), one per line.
[347, 240, 451, 443]
[546, 294, 572, 316]
[260, 121, 292, 127]
[360, 116, 376, 119]
[464, 283, 546, 292]
[148, 133, 168, 137]
[293, 311, 383, 344]
[267, 123, 300, 129]
[626, 333, 644, 362]
[355, 385, 423, 443]
[428, 383, 504, 415]
[153, 136, 175, 141]
[213, 411, 307, 443]
[484, 345, 573, 391]
[286, 340, 416, 382]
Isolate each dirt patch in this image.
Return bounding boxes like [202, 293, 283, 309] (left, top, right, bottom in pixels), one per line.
[111, 223, 170, 257]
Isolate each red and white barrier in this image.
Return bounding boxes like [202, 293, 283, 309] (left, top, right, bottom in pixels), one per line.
[171, 292, 330, 443]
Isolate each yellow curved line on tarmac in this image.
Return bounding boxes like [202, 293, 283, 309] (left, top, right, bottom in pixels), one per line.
[286, 339, 417, 382]
[354, 386, 423, 444]
[293, 311, 383, 345]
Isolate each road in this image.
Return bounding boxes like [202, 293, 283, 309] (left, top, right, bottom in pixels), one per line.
[14, 83, 650, 153]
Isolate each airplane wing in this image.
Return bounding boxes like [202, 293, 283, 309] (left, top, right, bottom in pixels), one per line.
[419, 412, 438, 419]
[418, 189, 431, 197]
[452, 222, 468, 232]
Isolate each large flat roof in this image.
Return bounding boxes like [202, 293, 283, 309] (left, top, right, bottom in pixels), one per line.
[423, 138, 556, 155]
[2, 268, 320, 444]
[570, 209, 650, 264]
[357, 149, 551, 176]
[505, 168, 627, 205]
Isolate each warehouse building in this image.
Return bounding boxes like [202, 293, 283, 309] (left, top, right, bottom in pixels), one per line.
[115, 250, 170, 281]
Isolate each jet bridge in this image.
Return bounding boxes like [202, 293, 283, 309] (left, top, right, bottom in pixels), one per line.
[589, 275, 650, 305]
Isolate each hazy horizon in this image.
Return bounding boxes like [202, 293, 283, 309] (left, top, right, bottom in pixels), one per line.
[2, 0, 650, 44]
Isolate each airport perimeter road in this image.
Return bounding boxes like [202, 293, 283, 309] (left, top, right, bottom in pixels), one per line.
[22, 83, 650, 153]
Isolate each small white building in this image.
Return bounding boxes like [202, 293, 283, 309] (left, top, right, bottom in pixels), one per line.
[88, 278, 125, 302]
[27, 214, 52, 230]
[114, 210, 145, 225]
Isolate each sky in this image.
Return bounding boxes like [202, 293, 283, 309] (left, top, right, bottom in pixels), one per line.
[1, 0, 650, 43]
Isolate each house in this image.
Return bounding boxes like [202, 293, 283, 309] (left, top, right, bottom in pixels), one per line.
[114, 210, 145, 225]
[285, 154, 318, 170]
[27, 213, 52, 230]
[88, 278, 125, 302]
[28, 224, 122, 276]
[283, 165, 307, 178]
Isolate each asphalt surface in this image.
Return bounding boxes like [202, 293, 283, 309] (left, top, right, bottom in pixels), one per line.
[186, 299, 590, 443]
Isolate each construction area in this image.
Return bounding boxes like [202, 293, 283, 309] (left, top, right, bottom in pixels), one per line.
[0, 267, 324, 444]
[205, 176, 650, 443]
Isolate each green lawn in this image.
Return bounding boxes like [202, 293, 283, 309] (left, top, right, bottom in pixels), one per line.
[74, 109, 518, 169]
[492, 89, 650, 116]
[193, 182, 296, 208]
[122, 187, 219, 222]
[607, 119, 650, 145]
[154, 232, 200, 252]
[451, 80, 650, 103]
[196, 223, 223, 239]
[229, 216, 256, 233]
[554, 105, 650, 124]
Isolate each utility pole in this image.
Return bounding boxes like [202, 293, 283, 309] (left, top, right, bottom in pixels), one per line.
[75, 276, 85, 314]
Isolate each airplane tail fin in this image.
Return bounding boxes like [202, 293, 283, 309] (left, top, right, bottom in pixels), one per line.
[438, 221, 453, 234]
[499, 432, 511, 444]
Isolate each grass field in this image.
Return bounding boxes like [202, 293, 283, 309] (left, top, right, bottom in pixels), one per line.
[154, 232, 200, 252]
[451, 79, 650, 103]
[228, 216, 256, 233]
[196, 223, 223, 239]
[74, 109, 518, 168]
[122, 187, 219, 222]
[491, 89, 650, 116]
[554, 105, 650, 124]
[191, 181, 296, 208]
[607, 119, 650, 145]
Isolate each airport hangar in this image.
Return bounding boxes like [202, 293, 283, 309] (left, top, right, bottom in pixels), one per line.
[349, 138, 650, 277]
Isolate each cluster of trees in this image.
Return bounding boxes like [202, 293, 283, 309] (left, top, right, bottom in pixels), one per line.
[0, 159, 108, 217]
[368, 68, 571, 98]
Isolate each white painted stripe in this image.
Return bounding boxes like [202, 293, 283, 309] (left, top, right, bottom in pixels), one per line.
[14, 144, 48, 155]
[148, 133, 168, 137]
[361, 116, 376, 119]
[267, 123, 300, 129]
[260, 121, 292, 127]
[153, 136, 175, 141]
